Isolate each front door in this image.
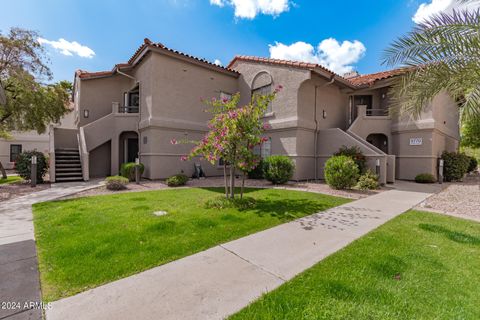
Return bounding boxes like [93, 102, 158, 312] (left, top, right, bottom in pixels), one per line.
[127, 138, 139, 162]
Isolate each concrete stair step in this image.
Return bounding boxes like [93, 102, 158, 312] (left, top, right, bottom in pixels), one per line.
[55, 176, 84, 182]
[56, 160, 81, 164]
[56, 172, 83, 177]
[55, 163, 82, 168]
[55, 167, 82, 172]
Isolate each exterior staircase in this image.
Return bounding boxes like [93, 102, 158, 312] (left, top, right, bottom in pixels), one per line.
[54, 148, 83, 182]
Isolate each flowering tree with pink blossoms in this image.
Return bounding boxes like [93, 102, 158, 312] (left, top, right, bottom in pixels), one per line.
[172, 87, 280, 199]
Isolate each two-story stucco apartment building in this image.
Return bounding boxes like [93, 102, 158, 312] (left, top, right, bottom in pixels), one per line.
[49, 38, 459, 183]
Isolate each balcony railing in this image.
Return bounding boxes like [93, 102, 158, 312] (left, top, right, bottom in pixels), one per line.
[118, 106, 139, 114]
[366, 108, 388, 116]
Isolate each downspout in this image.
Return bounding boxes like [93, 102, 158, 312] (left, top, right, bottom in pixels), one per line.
[314, 76, 335, 181]
[116, 67, 142, 166]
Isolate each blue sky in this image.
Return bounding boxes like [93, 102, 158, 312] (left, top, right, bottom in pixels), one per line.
[0, 0, 468, 82]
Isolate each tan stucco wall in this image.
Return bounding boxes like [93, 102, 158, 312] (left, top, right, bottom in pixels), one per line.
[89, 140, 111, 178]
[136, 53, 238, 179]
[0, 131, 49, 169]
[77, 74, 134, 127]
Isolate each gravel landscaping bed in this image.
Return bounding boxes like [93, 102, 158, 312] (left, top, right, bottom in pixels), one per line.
[63, 176, 385, 200]
[0, 181, 51, 201]
[416, 171, 480, 220]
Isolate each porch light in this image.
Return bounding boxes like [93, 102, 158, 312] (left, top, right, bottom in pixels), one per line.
[83, 109, 89, 118]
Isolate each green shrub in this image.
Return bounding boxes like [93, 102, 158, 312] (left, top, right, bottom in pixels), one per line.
[14, 150, 48, 183]
[166, 174, 189, 187]
[356, 170, 379, 190]
[204, 195, 256, 210]
[264, 155, 295, 184]
[247, 159, 265, 179]
[467, 156, 478, 173]
[441, 151, 470, 181]
[105, 175, 129, 190]
[334, 145, 367, 173]
[414, 173, 436, 184]
[120, 162, 145, 181]
[324, 155, 359, 190]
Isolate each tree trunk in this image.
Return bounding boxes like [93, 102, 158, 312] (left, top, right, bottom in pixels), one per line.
[241, 171, 246, 199]
[229, 165, 235, 198]
[0, 161, 7, 179]
[223, 163, 228, 198]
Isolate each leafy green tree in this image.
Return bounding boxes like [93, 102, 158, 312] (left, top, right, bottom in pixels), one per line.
[382, 3, 480, 121]
[174, 89, 279, 199]
[461, 118, 480, 148]
[0, 27, 70, 177]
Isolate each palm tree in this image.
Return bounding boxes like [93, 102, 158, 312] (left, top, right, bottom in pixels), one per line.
[382, 3, 480, 121]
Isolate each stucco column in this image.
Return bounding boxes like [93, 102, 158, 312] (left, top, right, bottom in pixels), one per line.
[111, 135, 120, 175]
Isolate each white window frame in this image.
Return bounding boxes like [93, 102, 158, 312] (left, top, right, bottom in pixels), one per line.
[252, 84, 273, 115]
[220, 91, 232, 101]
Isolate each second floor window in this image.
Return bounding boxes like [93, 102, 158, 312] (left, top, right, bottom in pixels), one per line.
[252, 84, 273, 114]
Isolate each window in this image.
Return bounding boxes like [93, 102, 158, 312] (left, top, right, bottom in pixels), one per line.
[254, 137, 271, 158]
[218, 158, 230, 167]
[129, 92, 139, 107]
[252, 84, 273, 114]
[220, 91, 232, 101]
[10, 144, 22, 162]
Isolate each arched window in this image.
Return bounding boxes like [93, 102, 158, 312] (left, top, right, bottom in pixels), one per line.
[252, 71, 273, 114]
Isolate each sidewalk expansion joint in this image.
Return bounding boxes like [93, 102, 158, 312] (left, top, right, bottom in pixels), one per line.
[219, 244, 287, 282]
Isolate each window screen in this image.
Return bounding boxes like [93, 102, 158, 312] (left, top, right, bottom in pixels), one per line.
[10, 144, 22, 162]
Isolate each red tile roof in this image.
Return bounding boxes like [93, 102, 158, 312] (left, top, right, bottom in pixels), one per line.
[227, 55, 344, 80]
[228, 55, 407, 87]
[347, 69, 407, 86]
[77, 38, 239, 80]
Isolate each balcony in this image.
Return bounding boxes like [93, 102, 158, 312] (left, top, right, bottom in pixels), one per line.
[112, 102, 139, 114]
[366, 108, 388, 117]
[117, 106, 139, 114]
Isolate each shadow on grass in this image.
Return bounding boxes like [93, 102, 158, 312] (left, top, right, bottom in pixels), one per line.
[200, 187, 263, 195]
[250, 198, 332, 221]
[419, 224, 480, 245]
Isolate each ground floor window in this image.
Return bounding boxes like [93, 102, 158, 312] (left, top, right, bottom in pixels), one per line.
[253, 137, 271, 158]
[10, 144, 22, 162]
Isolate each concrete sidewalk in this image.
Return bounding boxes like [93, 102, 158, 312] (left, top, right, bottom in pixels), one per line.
[0, 181, 103, 320]
[47, 188, 433, 320]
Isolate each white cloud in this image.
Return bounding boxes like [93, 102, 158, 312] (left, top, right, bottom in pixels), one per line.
[269, 38, 366, 75]
[209, 0, 290, 19]
[37, 38, 95, 58]
[214, 59, 222, 66]
[413, 0, 480, 23]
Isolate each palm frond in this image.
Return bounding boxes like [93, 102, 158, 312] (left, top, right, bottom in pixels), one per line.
[382, 9, 480, 67]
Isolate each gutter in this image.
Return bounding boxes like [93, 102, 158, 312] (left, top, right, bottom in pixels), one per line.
[314, 76, 335, 181]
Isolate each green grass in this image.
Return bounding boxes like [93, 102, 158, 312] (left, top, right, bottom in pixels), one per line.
[230, 210, 480, 320]
[0, 176, 23, 184]
[33, 187, 350, 301]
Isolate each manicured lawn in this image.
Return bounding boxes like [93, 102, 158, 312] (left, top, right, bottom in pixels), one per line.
[0, 176, 23, 184]
[230, 210, 480, 320]
[33, 187, 350, 301]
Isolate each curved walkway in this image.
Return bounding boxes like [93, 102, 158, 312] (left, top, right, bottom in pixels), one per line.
[46, 186, 435, 320]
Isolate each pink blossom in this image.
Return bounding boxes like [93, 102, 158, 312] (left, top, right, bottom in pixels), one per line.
[274, 84, 283, 93]
[170, 138, 177, 145]
[261, 137, 269, 142]
[180, 155, 188, 161]
[263, 123, 271, 130]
